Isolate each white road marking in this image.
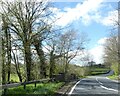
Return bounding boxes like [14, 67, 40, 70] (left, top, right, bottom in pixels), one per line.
[68, 79, 82, 95]
[96, 77, 118, 92]
[106, 77, 109, 79]
[106, 77, 119, 83]
[69, 77, 118, 95]
[96, 78, 103, 85]
[100, 85, 118, 92]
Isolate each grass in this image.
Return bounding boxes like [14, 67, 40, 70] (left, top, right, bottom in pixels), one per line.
[10, 74, 19, 83]
[79, 76, 86, 78]
[108, 75, 119, 80]
[91, 67, 109, 72]
[91, 71, 108, 75]
[2, 82, 64, 95]
[90, 67, 109, 76]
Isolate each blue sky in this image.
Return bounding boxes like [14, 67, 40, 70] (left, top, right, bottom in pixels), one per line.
[51, 0, 118, 65]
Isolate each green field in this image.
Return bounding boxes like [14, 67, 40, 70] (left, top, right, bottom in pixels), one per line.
[90, 67, 109, 76]
[2, 82, 64, 95]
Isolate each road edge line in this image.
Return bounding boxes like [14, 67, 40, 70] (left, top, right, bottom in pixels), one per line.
[68, 79, 82, 95]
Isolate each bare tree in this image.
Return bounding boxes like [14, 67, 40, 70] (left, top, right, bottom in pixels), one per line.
[1, 0, 52, 81]
[1, 14, 11, 83]
[103, 32, 118, 75]
[44, 32, 64, 78]
[2, 33, 6, 84]
[58, 30, 86, 80]
[11, 41, 23, 82]
[103, 6, 120, 75]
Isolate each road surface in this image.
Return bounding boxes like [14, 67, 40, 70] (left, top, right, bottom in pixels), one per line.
[69, 72, 120, 96]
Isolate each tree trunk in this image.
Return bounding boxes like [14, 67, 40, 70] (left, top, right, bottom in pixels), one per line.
[49, 50, 56, 78]
[64, 57, 69, 81]
[39, 48, 47, 78]
[2, 15, 11, 83]
[33, 39, 47, 78]
[17, 70, 22, 82]
[12, 50, 22, 82]
[24, 41, 32, 81]
[2, 37, 6, 84]
[7, 32, 11, 83]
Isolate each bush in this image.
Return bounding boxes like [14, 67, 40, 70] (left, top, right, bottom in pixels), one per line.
[111, 62, 119, 75]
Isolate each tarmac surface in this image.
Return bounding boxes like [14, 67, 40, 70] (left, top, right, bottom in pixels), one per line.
[68, 71, 120, 96]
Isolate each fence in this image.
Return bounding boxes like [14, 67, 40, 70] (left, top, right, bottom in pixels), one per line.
[0, 73, 78, 95]
[0, 78, 50, 95]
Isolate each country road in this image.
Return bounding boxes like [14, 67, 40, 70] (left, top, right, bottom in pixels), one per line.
[68, 72, 120, 96]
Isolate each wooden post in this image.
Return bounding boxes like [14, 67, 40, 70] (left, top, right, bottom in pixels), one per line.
[23, 81, 26, 89]
[35, 82, 36, 88]
[23, 83, 26, 89]
[3, 88, 7, 95]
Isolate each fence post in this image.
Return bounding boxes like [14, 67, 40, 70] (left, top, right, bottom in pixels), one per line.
[23, 80, 26, 89]
[3, 88, 7, 95]
[35, 82, 36, 88]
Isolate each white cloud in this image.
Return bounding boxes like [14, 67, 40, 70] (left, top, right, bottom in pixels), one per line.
[52, 0, 118, 27]
[101, 10, 118, 26]
[97, 37, 107, 45]
[89, 37, 108, 64]
[53, 0, 104, 26]
[71, 37, 108, 65]
[71, 50, 89, 66]
[51, 0, 119, 2]
[69, 37, 109, 65]
[89, 45, 104, 64]
[2, 0, 117, 27]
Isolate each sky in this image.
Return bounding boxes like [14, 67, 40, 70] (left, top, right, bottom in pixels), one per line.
[1, 0, 118, 66]
[50, 0, 118, 65]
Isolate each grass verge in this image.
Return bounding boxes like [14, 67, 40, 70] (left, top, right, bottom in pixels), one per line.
[2, 82, 64, 96]
[108, 75, 119, 80]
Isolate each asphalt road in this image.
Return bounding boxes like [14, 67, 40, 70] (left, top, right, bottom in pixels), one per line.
[69, 71, 120, 96]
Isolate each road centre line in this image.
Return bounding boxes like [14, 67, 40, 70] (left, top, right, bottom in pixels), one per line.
[96, 77, 103, 85]
[106, 77, 119, 83]
[100, 85, 118, 92]
[69, 77, 118, 95]
[96, 77, 118, 92]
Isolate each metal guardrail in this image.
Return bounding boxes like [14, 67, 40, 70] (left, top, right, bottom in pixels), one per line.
[0, 78, 50, 90]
